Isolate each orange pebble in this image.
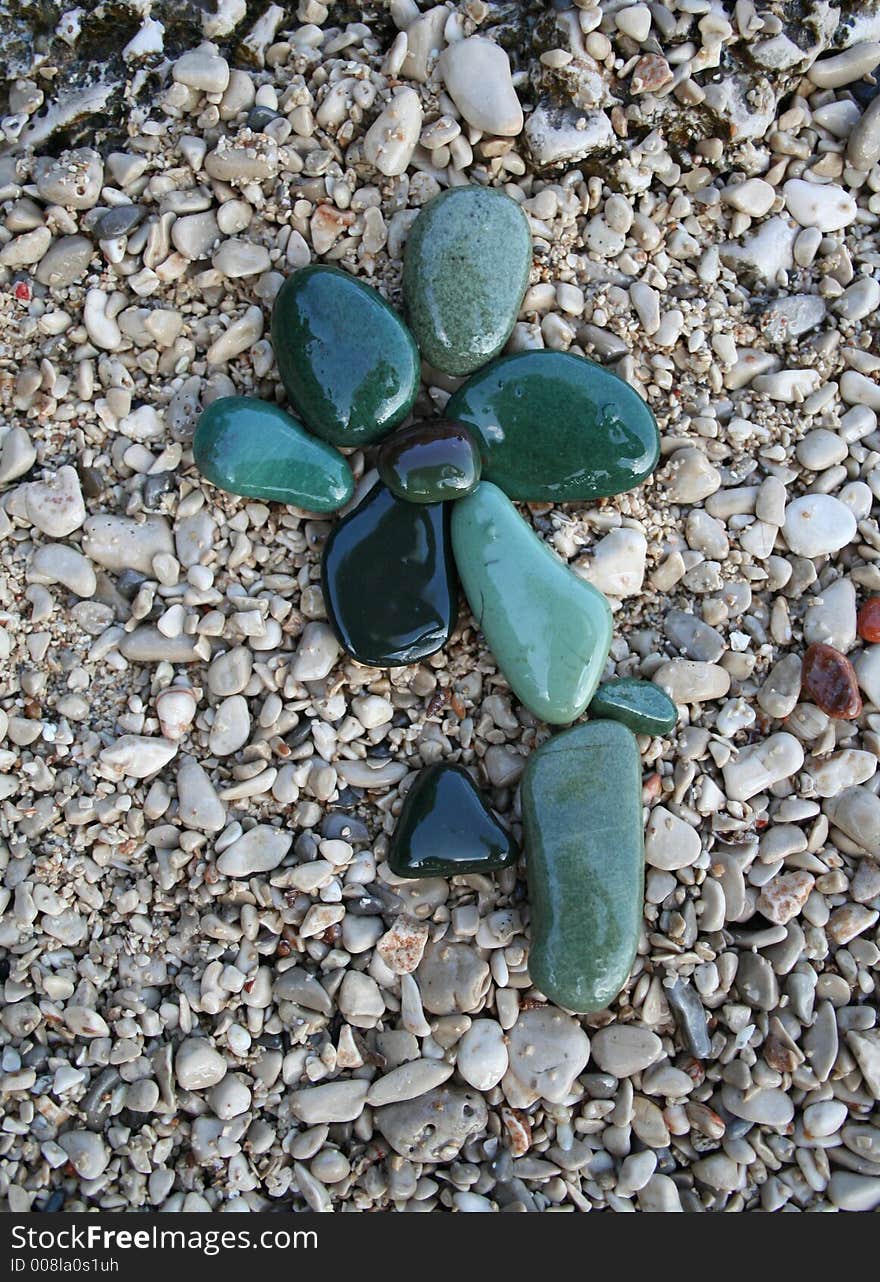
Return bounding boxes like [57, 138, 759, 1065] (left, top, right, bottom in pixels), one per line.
[858, 597, 880, 643]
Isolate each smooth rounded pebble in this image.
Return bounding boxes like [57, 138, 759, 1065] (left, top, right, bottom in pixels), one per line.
[216, 825, 292, 876]
[456, 1020, 509, 1091]
[782, 495, 857, 558]
[783, 179, 857, 231]
[645, 806, 702, 870]
[503, 1007, 590, 1107]
[438, 37, 522, 136]
[590, 1025, 664, 1077]
[58, 1131, 109, 1180]
[175, 1038, 228, 1091]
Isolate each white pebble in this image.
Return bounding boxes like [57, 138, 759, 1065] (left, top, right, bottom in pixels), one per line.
[216, 825, 292, 877]
[782, 494, 857, 558]
[438, 37, 523, 136]
[25, 466, 85, 538]
[456, 1020, 509, 1090]
[783, 178, 857, 232]
[364, 87, 422, 176]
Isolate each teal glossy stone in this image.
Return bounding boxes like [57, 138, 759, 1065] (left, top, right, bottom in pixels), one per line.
[193, 396, 354, 513]
[377, 419, 481, 504]
[322, 480, 457, 667]
[451, 482, 612, 724]
[522, 720, 644, 1013]
[271, 264, 420, 446]
[446, 349, 661, 502]
[588, 678, 678, 736]
[388, 764, 518, 878]
[402, 186, 532, 376]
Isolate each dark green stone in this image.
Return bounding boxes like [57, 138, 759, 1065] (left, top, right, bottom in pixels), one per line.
[271, 264, 420, 446]
[377, 419, 481, 504]
[388, 764, 518, 878]
[192, 396, 354, 513]
[522, 720, 644, 1013]
[446, 349, 661, 502]
[402, 186, 532, 376]
[321, 480, 457, 667]
[588, 678, 678, 736]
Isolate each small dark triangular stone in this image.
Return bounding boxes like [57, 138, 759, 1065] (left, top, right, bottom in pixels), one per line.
[388, 764, 518, 878]
[321, 480, 457, 668]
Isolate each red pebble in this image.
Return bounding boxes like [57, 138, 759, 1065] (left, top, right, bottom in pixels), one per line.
[801, 643, 863, 720]
[13, 281, 30, 302]
[858, 596, 880, 643]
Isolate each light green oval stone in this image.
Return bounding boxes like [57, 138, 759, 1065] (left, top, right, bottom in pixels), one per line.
[522, 720, 644, 1013]
[588, 678, 678, 736]
[402, 186, 532, 376]
[451, 482, 612, 724]
[193, 396, 354, 513]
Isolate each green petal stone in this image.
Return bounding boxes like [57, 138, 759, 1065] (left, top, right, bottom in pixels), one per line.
[322, 480, 457, 667]
[193, 396, 354, 513]
[522, 720, 644, 1013]
[271, 264, 420, 446]
[377, 419, 481, 504]
[588, 678, 678, 736]
[446, 349, 661, 502]
[402, 186, 532, 377]
[451, 482, 612, 724]
[388, 764, 518, 878]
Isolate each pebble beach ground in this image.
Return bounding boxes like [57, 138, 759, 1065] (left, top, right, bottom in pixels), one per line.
[2, 0, 880, 1214]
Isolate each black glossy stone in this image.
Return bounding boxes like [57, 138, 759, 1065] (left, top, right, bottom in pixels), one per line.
[321, 480, 457, 668]
[387, 763, 519, 879]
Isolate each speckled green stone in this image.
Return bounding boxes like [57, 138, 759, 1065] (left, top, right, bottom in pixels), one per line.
[402, 186, 532, 376]
[451, 482, 612, 724]
[193, 396, 354, 513]
[588, 678, 678, 736]
[388, 764, 518, 878]
[446, 350, 661, 502]
[377, 419, 481, 504]
[522, 720, 644, 1013]
[271, 264, 420, 446]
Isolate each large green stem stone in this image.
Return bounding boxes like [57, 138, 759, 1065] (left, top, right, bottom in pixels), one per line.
[446, 349, 661, 502]
[271, 264, 420, 446]
[522, 720, 644, 1013]
[322, 480, 457, 667]
[402, 186, 532, 377]
[388, 764, 518, 878]
[193, 396, 354, 513]
[588, 678, 678, 736]
[451, 482, 612, 724]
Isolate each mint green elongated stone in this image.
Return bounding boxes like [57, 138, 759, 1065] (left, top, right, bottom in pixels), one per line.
[446, 349, 660, 502]
[271, 264, 420, 446]
[522, 720, 644, 1013]
[588, 678, 678, 736]
[402, 186, 532, 376]
[193, 396, 354, 513]
[451, 482, 612, 724]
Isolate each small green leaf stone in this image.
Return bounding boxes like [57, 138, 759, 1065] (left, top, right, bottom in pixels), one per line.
[271, 264, 420, 447]
[377, 419, 481, 504]
[588, 678, 678, 736]
[388, 764, 518, 878]
[402, 186, 532, 376]
[451, 482, 612, 724]
[446, 349, 661, 502]
[522, 720, 644, 1013]
[193, 396, 354, 513]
